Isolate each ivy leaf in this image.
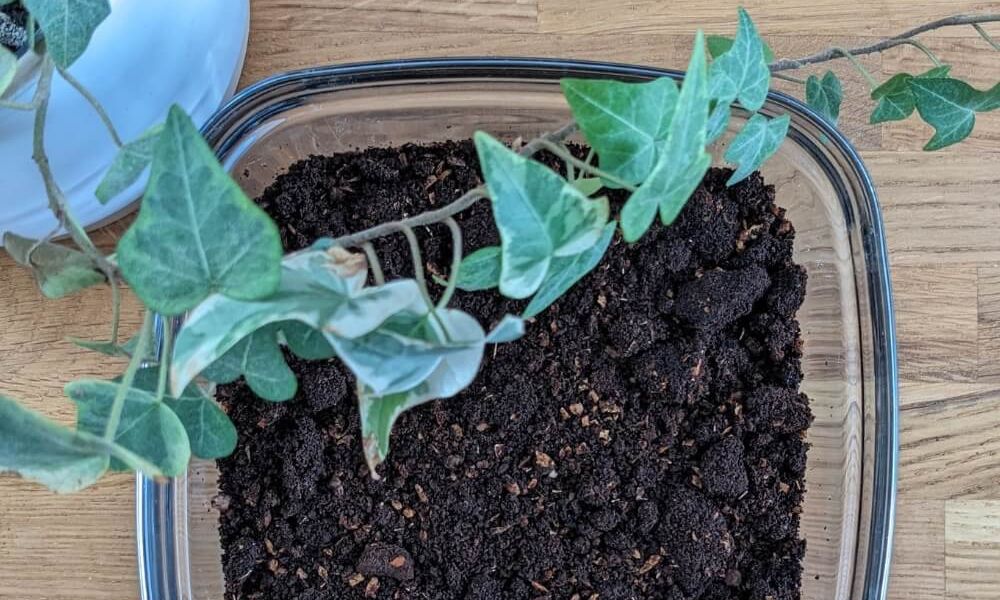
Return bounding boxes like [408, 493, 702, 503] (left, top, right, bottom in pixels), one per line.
[21, 0, 110, 68]
[706, 101, 731, 143]
[359, 309, 486, 475]
[724, 114, 790, 185]
[524, 222, 616, 318]
[454, 246, 501, 292]
[621, 31, 711, 242]
[280, 321, 336, 360]
[171, 246, 424, 395]
[572, 177, 605, 197]
[870, 66, 952, 124]
[3, 232, 105, 299]
[126, 369, 236, 460]
[708, 8, 770, 112]
[117, 105, 283, 316]
[95, 124, 163, 204]
[909, 78, 1000, 150]
[707, 34, 776, 62]
[561, 77, 678, 184]
[474, 132, 610, 299]
[1, 46, 15, 96]
[67, 379, 191, 476]
[0, 395, 109, 493]
[486, 314, 526, 343]
[201, 325, 297, 402]
[805, 71, 843, 125]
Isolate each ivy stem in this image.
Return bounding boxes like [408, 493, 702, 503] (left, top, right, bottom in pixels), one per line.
[26, 15, 34, 50]
[104, 311, 153, 442]
[56, 65, 123, 147]
[973, 23, 1000, 51]
[902, 39, 943, 66]
[772, 72, 807, 85]
[437, 217, 463, 310]
[109, 277, 121, 345]
[362, 242, 386, 286]
[535, 139, 638, 192]
[330, 122, 580, 248]
[401, 226, 434, 311]
[0, 100, 36, 110]
[831, 47, 879, 89]
[156, 321, 173, 401]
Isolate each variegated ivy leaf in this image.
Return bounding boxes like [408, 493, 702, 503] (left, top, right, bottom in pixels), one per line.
[474, 132, 610, 299]
[0, 395, 109, 493]
[454, 246, 501, 292]
[66, 379, 191, 476]
[1, 46, 15, 96]
[724, 113, 790, 185]
[870, 66, 951, 124]
[22, 0, 110, 68]
[621, 31, 711, 242]
[805, 71, 843, 125]
[3, 232, 104, 299]
[708, 8, 770, 112]
[359, 308, 486, 475]
[524, 222, 616, 318]
[909, 78, 1000, 151]
[486, 314, 526, 344]
[201, 324, 297, 402]
[171, 246, 424, 395]
[117, 105, 283, 316]
[95, 124, 163, 204]
[561, 77, 678, 185]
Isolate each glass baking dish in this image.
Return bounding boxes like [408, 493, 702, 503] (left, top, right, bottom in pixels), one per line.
[136, 58, 898, 600]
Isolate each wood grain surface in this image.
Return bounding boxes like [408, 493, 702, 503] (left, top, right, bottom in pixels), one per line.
[2, 1, 999, 598]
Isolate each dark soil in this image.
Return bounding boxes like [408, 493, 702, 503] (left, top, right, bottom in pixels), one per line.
[0, 2, 28, 53]
[215, 140, 812, 600]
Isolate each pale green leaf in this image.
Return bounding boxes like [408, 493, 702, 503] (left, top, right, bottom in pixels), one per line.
[0, 395, 109, 493]
[707, 34, 776, 62]
[3, 232, 104, 299]
[280, 321, 335, 360]
[454, 246, 501, 292]
[1, 46, 15, 96]
[21, 0, 110, 68]
[909, 78, 1000, 150]
[117, 105, 282, 316]
[572, 177, 605, 197]
[708, 8, 770, 111]
[67, 379, 190, 476]
[485, 314, 526, 343]
[724, 113, 790, 185]
[706, 101, 732, 143]
[621, 31, 711, 242]
[524, 222, 616, 317]
[474, 132, 610, 299]
[805, 71, 843, 125]
[202, 325, 297, 402]
[561, 77, 678, 184]
[95, 124, 163, 204]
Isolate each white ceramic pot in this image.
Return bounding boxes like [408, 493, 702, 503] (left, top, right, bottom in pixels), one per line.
[0, 0, 250, 242]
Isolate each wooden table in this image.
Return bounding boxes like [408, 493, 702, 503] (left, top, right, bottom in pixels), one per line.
[2, 1, 999, 598]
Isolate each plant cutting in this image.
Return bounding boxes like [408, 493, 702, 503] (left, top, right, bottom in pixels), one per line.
[1, 3, 998, 598]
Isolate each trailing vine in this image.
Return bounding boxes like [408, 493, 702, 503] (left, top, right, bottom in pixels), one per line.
[1, 4, 998, 488]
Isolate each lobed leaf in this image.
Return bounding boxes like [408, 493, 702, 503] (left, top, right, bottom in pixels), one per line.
[869, 66, 951, 124]
[524, 222, 616, 318]
[3, 232, 105, 299]
[707, 34, 776, 62]
[724, 113, 790, 185]
[805, 71, 843, 125]
[117, 105, 283, 316]
[95, 124, 163, 204]
[561, 77, 678, 184]
[454, 246, 502, 292]
[474, 132, 610, 299]
[909, 78, 1000, 150]
[22, 0, 110, 68]
[708, 8, 771, 112]
[201, 325, 297, 402]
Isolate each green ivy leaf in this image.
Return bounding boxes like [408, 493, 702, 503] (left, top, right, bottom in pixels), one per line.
[707, 34, 776, 62]
[724, 113, 790, 185]
[359, 309, 486, 475]
[0, 395, 109, 493]
[202, 325, 297, 402]
[1, 46, 15, 96]
[454, 246, 501, 292]
[486, 314, 526, 343]
[805, 71, 843, 125]
[21, 0, 110, 68]
[561, 77, 678, 184]
[524, 222, 615, 318]
[171, 247, 424, 395]
[708, 8, 770, 112]
[474, 132, 610, 299]
[909, 78, 1000, 150]
[117, 105, 282, 316]
[870, 66, 952, 124]
[572, 177, 605, 197]
[94, 124, 163, 204]
[706, 101, 732, 143]
[280, 321, 336, 360]
[3, 232, 105, 299]
[621, 31, 711, 242]
[67, 379, 191, 476]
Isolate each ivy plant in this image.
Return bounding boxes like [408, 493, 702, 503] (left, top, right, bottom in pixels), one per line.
[1, 3, 999, 488]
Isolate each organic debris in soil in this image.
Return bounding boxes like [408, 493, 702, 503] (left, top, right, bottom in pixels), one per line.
[216, 140, 812, 600]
